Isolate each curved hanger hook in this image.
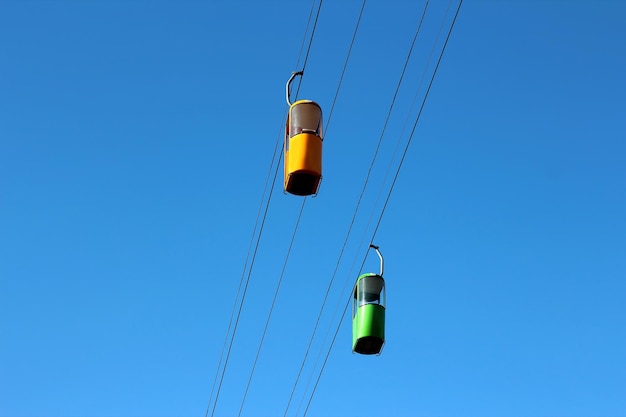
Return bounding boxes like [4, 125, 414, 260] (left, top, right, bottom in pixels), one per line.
[369, 244, 384, 277]
[286, 70, 304, 106]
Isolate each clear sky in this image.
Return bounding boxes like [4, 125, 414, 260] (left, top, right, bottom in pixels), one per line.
[1, 1, 625, 416]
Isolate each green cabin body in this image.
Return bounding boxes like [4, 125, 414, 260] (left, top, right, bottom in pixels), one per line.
[352, 273, 386, 355]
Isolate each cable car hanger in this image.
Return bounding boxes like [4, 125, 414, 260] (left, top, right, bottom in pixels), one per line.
[286, 70, 304, 107]
[369, 244, 384, 277]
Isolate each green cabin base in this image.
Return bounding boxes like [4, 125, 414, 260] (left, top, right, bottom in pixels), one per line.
[352, 303, 385, 355]
[353, 336, 385, 355]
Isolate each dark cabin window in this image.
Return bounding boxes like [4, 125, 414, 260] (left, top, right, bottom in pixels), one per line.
[356, 275, 385, 308]
[289, 102, 322, 138]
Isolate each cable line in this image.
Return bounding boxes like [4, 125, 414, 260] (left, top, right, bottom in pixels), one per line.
[325, 0, 366, 134]
[294, 0, 433, 407]
[205, 87, 289, 417]
[351, 0, 454, 282]
[209, 163, 279, 417]
[220, 0, 368, 412]
[203, 125, 278, 417]
[204, 1, 323, 415]
[231, 0, 325, 413]
[237, 198, 307, 416]
[283, 0, 369, 413]
[300, 0, 323, 76]
[285, 2, 431, 415]
[302, 1, 463, 415]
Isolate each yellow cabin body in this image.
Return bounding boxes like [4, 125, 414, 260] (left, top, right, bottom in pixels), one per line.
[284, 100, 323, 196]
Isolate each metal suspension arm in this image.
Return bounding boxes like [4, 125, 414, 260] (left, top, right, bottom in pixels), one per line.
[369, 244, 384, 277]
[286, 70, 304, 106]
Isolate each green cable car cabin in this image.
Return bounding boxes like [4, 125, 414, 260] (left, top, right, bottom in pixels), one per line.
[352, 245, 386, 355]
[284, 71, 323, 196]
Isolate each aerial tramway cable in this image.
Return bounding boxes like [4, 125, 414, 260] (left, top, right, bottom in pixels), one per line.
[207, 0, 462, 414]
[237, 198, 306, 416]
[301, 1, 463, 415]
[236, 0, 373, 414]
[204, 1, 323, 416]
[285, 1, 431, 415]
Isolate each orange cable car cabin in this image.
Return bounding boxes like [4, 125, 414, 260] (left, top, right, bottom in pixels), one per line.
[284, 72, 323, 196]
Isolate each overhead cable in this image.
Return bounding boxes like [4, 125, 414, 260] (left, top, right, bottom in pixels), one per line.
[286, 1, 432, 415]
[301, 1, 464, 415]
[237, 198, 307, 416]
[205, 1, 323, 415]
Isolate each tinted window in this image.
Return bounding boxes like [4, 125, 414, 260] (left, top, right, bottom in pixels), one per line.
[289, 102, 322, 138]
[356, 275, 385, 307]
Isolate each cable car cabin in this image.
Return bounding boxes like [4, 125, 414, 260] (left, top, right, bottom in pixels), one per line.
[352, 272, 386, 355]
[284, 99, 323, 196]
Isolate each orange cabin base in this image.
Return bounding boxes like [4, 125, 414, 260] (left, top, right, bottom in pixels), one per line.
[285, 171, 321, 196]
[284, 133, 322, 196]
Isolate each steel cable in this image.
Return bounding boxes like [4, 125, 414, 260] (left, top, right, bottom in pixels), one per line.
[285, 1, 432, 415]
[301, 1, 463, 415]
[205, 1, 323, 415]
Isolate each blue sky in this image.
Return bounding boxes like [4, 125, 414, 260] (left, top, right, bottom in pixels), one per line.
[1, 1, 625, 416]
